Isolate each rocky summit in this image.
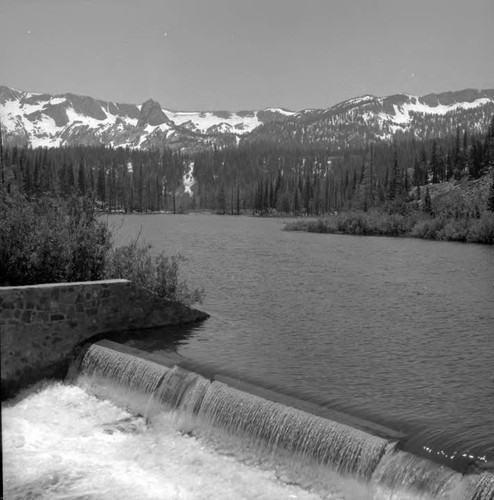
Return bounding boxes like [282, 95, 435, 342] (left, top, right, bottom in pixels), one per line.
[1, 85, 493, 152]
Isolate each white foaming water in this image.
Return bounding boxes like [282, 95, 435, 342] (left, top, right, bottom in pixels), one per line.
[2, 382, 323, 500]
[4, 339, 491, 500]
[3, 380, 491, 500]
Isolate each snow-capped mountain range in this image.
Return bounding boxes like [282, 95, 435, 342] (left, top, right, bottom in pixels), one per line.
[0, 85, 295, 151]
[1, 85, 493, 151]
[244, 89, 494, 149]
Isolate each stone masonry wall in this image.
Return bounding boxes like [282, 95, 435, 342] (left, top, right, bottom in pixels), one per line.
[0, 279, 208, 399]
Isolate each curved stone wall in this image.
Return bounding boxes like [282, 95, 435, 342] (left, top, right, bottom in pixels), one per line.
[0, 279, 208, 399]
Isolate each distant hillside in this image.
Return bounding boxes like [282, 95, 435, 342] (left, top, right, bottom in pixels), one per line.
[243, 89, 494, 149]
[1, 85, 493, 152]
[0, 85, 293, 151]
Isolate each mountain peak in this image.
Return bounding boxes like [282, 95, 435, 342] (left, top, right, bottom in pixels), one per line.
[1, 85, 493, 151]
[137, 99, 171, 127]
[0, 85, 23, 105]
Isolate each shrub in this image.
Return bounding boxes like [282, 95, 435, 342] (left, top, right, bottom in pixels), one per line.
[469, 213, 494, 244]
[379, 213, 410, 236]
[307, 219, 326, 233]
[437, 218, 470, 242]
[337, 211, 371, 235]
[0, 189, 205, 305]
[285, 208, 493, 245]
[154, 254, 205, 305]
[284, 220, 311, 232]
[104, 239, 205, 305]
[306, 218, 338, 233]
[0, 192, 111, 286]
[335, 210, 412, 237]
[410, 217, 446, 239]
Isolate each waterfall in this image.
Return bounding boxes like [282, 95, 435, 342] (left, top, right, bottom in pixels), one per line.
[72, 340, 494, 500]
[196, 380, 389, 479]
[471, 473, 494, 500]
[154, 365, 210, 415]
[371, 448, 471, 499]
[75, 341, 175, 417]
[79, 343, 168, 394]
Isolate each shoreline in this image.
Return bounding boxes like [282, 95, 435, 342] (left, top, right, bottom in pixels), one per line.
[283, 211, 494, 244]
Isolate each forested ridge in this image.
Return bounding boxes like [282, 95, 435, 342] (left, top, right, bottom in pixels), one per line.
[2, 116, 494, 220]
[242, 93, 494, 150]
[0, 128, 205, 296]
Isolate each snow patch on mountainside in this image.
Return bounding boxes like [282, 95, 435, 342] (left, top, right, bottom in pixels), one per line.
[343, 95, 376, 106]
[183, 161, 195, 195]
[165, 110, 262, 135]
[3, 97, 63, 147]
[390, 98, 491, 125]
[2, 85, 493, 150]
[66, 107, 104, 128]
[101, 106, 138, 127]
[49, 97, 66, 105]
[29, 116, 60, 144]
[263, 107, 296, 116]
[143, 123, 171, 134]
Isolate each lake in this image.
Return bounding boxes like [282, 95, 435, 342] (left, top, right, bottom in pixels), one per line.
[108, 213, 494, 469]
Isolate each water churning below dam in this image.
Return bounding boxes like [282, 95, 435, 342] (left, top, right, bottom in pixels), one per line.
[5, 339, 490, 500]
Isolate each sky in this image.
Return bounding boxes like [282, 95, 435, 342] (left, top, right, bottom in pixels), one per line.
[1, 0, 493, 111]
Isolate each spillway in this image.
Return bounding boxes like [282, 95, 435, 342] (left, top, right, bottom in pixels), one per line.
[63, 340, 493, 499]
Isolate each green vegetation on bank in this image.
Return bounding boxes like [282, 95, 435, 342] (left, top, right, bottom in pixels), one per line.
[280, 116, 494, 243]
[2, 116, 494, 218]
[284, 208, 494, 244]
[285, 170, 494, 243]
[0, 188, 204, 305]
[2, 107, 494, 246]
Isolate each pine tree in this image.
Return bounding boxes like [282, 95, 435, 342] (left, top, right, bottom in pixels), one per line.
[389, 142, 399, 200]
[369, 143, 374, 203]
[77, 159, 86, 196]
[97, 165, 106, 205]
[431, 139, 439, 184]
[487, 175, 494, 212]
[453, 126, 464, 179]
[236, 183, 240, 215]
[217, 184, 226, 214]
[0, 119, 4, 188]
[424, 186, 432, 214]
[445, 153, 453, 180]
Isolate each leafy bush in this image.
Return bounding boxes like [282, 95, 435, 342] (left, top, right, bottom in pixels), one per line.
[306, 218, 337, 233]
[285, 208, 494, 245]
[469, 213, 494, 244]
[410, 217, 446, 239]
[283, 220, 312, 232]
[0, 192, 111, 285]
[381, 213, 414, 236]
[337, 211, 371, 235]
[286, 211, 413, 237]
[0, 190, 205, 305]
[437, 218, 470, 242]
[104, 239, 204, 305]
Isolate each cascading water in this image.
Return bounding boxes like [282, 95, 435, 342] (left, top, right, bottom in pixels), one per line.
[78, 343, 168, 394]
[195, 380, 389, 479]
[370, 449, 474, 499]
[66, 340, 493, 500]
[154, 365, 210, 415]
[471, 473, 494, 500]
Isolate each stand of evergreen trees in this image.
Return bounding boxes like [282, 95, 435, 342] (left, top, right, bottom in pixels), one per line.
[192, 118, 494, 217]
[2, 118, 493, 219]
[0, 130, 206, 300]
[1, 146, 187, 213]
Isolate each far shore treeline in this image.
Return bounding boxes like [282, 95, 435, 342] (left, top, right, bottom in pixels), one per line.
[1, 116, 494, 244]
[0, 129, 205, 301]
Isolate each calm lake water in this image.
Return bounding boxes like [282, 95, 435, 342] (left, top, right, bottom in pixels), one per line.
[109, 213, 494, 468]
